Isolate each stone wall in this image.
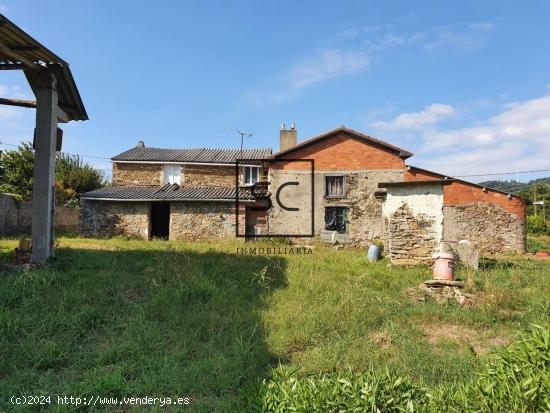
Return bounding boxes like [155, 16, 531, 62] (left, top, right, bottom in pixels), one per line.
[112, 163, 256, 187]
[386, 204, 439, 265]
[112, 163, 162, 186]
[268, 169, 403, 245]
[80, 200, 150, 238]
[170, 202, 244, 241]
[382, 183, 444, 265]
[0, 194, 79, 235]
[443, 202, 526, 253]
[182, 165, 238, 187]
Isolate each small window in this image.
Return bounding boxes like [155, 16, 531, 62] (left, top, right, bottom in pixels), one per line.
[325, 207, 348, 233]
[325, 175, 345, 198]
[244, 166, 260, 185]
[164, 165, 181, 185]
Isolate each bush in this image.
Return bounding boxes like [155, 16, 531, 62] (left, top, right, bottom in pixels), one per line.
[249, 367, 427, 412]
[249, 325, 550, 412]
[527, 215, 550, 235]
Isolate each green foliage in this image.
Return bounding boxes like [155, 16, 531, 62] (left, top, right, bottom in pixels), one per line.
[527, 215, 550, 235]
[55, 152, 105, 206]
[478, 178, 550, 199]
[527, 237, 550, 253]
[0, 142, 105, 204]
[251, 326, 550, 412]
[249, 367, 427, 412]
[0, 142, 35, 200]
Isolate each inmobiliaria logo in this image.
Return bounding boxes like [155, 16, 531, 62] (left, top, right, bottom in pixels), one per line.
[235, 159, 315, 238]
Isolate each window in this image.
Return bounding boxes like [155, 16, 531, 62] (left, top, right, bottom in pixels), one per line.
[325, 175, 345, 198]
[325, 207, 348, 233]
[164, 165, 181, 185]
[244, 166, 260, 185]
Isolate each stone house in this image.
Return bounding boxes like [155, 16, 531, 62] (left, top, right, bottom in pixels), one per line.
[81, 125, 527, 263]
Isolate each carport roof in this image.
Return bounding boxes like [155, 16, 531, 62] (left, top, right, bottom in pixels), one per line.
[81, 184, 255, 201]
[0, 14, 87, 121]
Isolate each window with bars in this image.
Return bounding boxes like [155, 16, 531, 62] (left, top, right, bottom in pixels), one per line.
[325, 175, 345, 198]
[325, 207, 348, 233]
[244, 166, 260, 185]
[164, 165, 181, 185]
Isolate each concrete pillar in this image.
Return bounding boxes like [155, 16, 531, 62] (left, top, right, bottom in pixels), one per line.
[31, 72, 58, 264]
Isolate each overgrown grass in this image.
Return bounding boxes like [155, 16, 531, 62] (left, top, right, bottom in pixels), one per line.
[0, 236, 549, 412]
[250, 325, 550, 412]
[527, 235, 550, 253]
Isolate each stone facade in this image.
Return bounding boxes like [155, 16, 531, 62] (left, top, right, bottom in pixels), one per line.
[112, 162, 256, 187]
[443, 202, 526, 254]
[182, 165, 237, 187]
[80, 200, 245, 241]
[80, 200, 150, 238]
[112, 163, 162, 186]
[267, 168, 403, 245]
[169, 202, 245, 241]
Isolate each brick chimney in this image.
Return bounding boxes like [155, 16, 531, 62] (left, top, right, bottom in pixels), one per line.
[279, 122, 297, 151]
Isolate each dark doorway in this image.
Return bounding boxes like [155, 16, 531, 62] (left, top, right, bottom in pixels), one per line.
[151, 202, 170, 239]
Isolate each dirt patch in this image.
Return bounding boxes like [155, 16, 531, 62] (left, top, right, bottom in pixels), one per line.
[423, 323, 510, 354]
[370, 331, 392, 350]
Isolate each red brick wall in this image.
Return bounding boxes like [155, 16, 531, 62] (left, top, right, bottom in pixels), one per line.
[405, 167, 526, 221]
[404, 169, 444, 181]
[443, 181, 526, 221]
[272, 133, 406, 170]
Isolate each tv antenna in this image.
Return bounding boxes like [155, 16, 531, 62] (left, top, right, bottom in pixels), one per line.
[229, 127, 253, 161]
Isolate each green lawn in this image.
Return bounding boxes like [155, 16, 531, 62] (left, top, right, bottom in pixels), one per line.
[0, 236, 549, 412]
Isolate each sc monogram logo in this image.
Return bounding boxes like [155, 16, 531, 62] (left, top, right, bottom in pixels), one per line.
[235, 158, 315, 237]
[250, 181, 300, 212]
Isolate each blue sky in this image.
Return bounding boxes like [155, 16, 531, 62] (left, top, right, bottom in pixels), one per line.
[0, 0, 549, 182]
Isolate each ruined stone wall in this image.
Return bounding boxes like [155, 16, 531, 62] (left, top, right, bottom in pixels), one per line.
[386, 204, 439, 265]
[443, 202, 526, 254]
[112, 163, 162, 186]
[80, 200, 150, 238]
[170, 202, 244, 241]
[382, 183, 444, 265]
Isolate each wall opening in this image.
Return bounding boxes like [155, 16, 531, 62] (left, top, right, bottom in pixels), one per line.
[151, 202, 170, 239]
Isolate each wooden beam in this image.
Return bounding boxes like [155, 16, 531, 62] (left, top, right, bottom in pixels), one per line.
[0, 43, 43, 71]
[0, 97, 36, 108]
[57, 106, 69, 123]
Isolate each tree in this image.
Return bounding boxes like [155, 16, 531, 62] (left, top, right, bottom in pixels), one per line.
[55, 153, 106, 206]
[0, 142, 35, 200]
[0, 142, 106, 205]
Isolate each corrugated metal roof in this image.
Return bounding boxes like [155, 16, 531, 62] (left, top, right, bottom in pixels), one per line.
[0, 14, 87, 121]
[112, 147, 272, 163]
[81, 184, 254, 201]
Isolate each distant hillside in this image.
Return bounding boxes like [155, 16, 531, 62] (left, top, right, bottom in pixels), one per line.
[478, 177, 550, 200]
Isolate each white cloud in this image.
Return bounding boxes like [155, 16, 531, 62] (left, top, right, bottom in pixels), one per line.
[247, 21, 494, 105]
[370, 103, 455, 131]
[468, 22, 494, 31]
[248, 48, 370, 104]
[425, 22, 494, 51]
[413, 95, 550, 176]
[287, 48, 370, 91]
